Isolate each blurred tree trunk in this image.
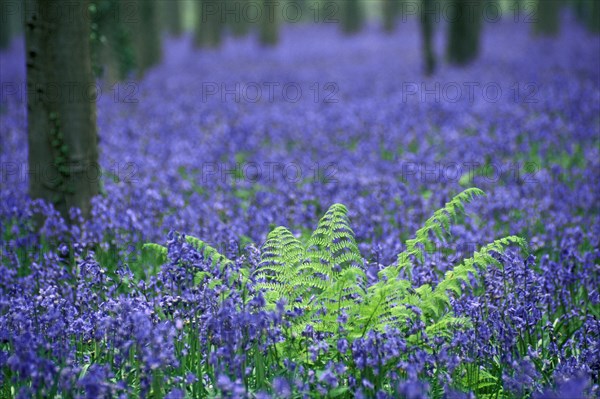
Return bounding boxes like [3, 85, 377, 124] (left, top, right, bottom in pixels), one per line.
[534, 0, 561, 36]
[571, 0, 599, 31]
[229, 0, 252, 37]
[341, 0, 363, 34]
[98, 42, 120, 88]
[260, 0, 279, 45]
[91, 0, 125, 86]
[1, 0, 21, 48]
[134, 0, 162, 75]
[446, 0, 482, 65]
[421, 0, 437, 75]
[111, 1, 136, 80]
[161, 0, 183, 36]
[195, 0, 224, 47]
[0, 13, 9, 49]
[90, 0, 137, 84]
[583, 0, 600, 32]
[11, 1, 24, 37]
[223, 0, 249, 37]
[382, 0, 401, 33]
[572, 0, 585, 21]
[25, 0, 99, 220]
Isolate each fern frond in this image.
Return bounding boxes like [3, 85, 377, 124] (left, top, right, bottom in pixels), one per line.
[432, 235, 526, 316]
[297, 204, 362, 303]
[454, 364, 500, 396]
[305, 203, 363, 276]
[255, 227, 306, 306]
[185, 235, 232, 268]
[424, 315, 471, 339]
[394, 188, 486, 279]
[141, 243, 168, 263]
[259, 227, 305, 273]
[143, 188, 528, 368]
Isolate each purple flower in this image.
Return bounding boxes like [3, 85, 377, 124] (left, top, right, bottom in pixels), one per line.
[272, 376, 291, 398]
[337, 338, 349, 353]
[78, 364, 112, 399]
[164, 388, 185, 399]
[319, 368, 338, 388]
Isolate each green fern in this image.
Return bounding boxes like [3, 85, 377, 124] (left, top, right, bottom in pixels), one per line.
[185, 236, 233, 269]
[390, 187, 486, 281]
[304, 203, 363, 275]
[454, 363, 502, 397]
[300, 205, 365, 331]
[135, 188, 529, 397]
[255, 226, 306, 304]
[142, 188, 526, 356]
[254, 206, 367, 335]
[141, 243, 168, 263]
[142, 235, 235, 286]
[433, 236, 527, 303]
[140, 243, 168, 277]
[253, 189, 526, 344]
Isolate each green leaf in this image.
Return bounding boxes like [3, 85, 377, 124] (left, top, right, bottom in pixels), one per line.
[194, 271, 210, 285]
[141, 243, 167, 265]
[329, 386, 350, 397]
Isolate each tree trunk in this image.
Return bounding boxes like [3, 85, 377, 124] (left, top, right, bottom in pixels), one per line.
[0, 12, 10, 49]
[161, 0, 183, 36]
[25, 0, 99, 220]
[259, 0, 279, 45]
[99, 41, 120, 88]
[446, 0, 482, 65]
[1, 0, 23, 49]
[584, 0, 600, 32]
[11, 0, 24, 38]
[90, 0, 135, 83]
[421, 0, 437, 75]
[195, 0, 224, 48]
[135, 0, 162, 75]
[534, 0, 561, 36]
[572, 0, 585, 22]
[112, 0, 136, 80]
[341, 0, 363, 34]
[228, 0, 249, 38]
[382, 0, 401, 33]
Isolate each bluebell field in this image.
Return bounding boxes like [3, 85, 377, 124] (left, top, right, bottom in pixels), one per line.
[1, 14, 599, 399]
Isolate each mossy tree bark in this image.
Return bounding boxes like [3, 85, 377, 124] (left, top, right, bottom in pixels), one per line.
[25, 0, 99, 220]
